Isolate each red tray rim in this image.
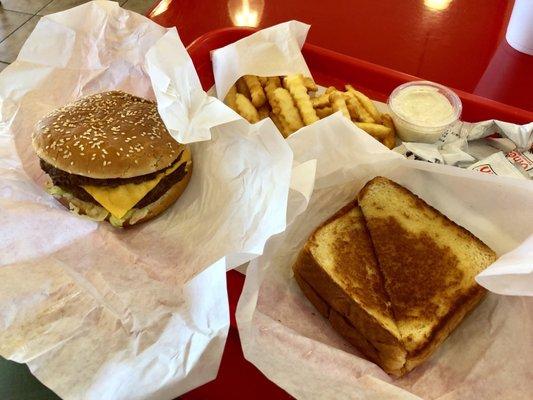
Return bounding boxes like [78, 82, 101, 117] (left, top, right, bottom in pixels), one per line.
[187, 26, 533, 121]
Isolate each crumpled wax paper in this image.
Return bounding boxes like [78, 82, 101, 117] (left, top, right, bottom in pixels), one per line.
[0, 1, 295, 399]
[145, 29, 239, 143]
[236, 113, 533, 399]
[395, 120, 533, 172]
[211, 20, 311, 100]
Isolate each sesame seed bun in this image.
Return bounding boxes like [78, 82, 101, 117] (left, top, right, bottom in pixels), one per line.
[55, 162, 193, 227]
[32, 91, 183, 178]
[34, 91, 193, 227]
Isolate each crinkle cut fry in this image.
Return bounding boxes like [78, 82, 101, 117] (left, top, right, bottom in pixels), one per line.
[329, 91, 351, 120]
[244, 75, 267, 107]
[235, 93, 259, 123]
[271, 87, 304, 132]
[224, 84, 238, 111]
[284, 74, 319, 125]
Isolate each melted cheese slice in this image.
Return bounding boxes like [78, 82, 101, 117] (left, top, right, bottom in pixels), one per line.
[82, 161, 183, 219]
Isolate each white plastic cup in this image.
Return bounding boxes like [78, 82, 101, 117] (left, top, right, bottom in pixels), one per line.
[387, 81, 462, 144]
[506, 0, 533, 55]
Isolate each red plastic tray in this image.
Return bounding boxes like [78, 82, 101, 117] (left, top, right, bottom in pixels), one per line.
[188, 27, 533, 124]
[181, 27, 533, 400]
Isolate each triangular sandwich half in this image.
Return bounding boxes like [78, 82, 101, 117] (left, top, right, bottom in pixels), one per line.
[293, 201, 407, 374]
[358, 177, 497, 375]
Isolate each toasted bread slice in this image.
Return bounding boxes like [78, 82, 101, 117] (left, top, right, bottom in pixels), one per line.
[293, 202, 407, 374]
[358, 177, 496, 372]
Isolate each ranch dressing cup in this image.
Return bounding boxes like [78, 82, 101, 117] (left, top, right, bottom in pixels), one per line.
[388, 81, 462, 143]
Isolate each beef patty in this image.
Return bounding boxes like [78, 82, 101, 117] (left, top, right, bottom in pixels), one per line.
[43, 157, 188, 210]
[40, 150, 184, 188]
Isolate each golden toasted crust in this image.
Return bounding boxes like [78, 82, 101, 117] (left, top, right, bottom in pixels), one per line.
[293, 270, 406, 375]
[56, 163, 192, 227]
[328, 307, 382, 366]
[358, 176, 497, 356]
[293, 271, 330, 318]
[294, 245, 401, 345]
[32, 91, 183, 178]
[292, 202, 407, 374]
[305, 202, 396, 321]
[295, 269, 485, 377]
[401, 286, 486, 375]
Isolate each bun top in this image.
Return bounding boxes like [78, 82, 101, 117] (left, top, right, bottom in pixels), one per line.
[32, 91, 184, 179]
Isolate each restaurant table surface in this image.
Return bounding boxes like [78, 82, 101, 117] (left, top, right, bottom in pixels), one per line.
[1, 0, 532, 399]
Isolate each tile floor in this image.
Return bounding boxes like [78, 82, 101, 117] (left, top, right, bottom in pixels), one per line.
[0, 0, 156, 72]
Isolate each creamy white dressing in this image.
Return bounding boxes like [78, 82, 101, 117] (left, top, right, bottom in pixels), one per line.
[390, 85, 455, 127]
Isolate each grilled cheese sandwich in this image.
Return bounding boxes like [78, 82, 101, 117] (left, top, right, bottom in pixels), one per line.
[293, 177, 497, 376]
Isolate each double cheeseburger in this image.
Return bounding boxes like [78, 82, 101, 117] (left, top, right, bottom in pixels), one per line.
[32, 91, 192, 227]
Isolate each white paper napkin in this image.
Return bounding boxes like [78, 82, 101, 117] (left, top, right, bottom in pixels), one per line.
[211, 20, 311, 100]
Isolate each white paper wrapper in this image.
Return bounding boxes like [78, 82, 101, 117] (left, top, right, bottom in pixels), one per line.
[476, 235, 533, 296]
[467, 151, 528, 179]
[211, 20, 311, 100]
[145, 29, 239, 143]
[236, 113, 533, 399]
[0, 2, 294, 399]
[396, 120, 533, 173]
[506, 149, 533, 177]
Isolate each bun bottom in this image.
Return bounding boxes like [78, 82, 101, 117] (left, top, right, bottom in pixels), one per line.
[56, 164, 192, 227]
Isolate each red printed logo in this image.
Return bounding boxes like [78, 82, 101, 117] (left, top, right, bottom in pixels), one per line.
[472, 164, 496, 174]
[506, 150, 533, 171]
